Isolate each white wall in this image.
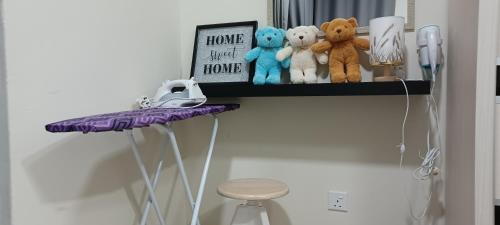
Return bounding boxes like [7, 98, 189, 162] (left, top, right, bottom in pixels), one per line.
[4, 0, 189, 224]
[0, 0, 10, 223]
[497, 3, 500, 58]
[445, 0, 479, 224]
[176, 1, 447, 225]
[473, 0, 498, 223]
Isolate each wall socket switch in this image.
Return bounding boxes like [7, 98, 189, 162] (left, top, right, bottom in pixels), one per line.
[328, 191, 348, 212]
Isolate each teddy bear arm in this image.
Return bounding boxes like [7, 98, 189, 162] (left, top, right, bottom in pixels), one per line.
[314, 52, 329, 64]
[281, 57, 291, 69]
[311, 41, 332, 54]
[276, 46, 293, 62]
[353, 38, 370, 51]
[245, 47, 262, 62]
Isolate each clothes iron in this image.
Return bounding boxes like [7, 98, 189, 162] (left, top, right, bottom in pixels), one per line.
[137, 78, 207, 109]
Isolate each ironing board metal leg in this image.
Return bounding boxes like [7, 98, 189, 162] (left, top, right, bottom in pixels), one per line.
[139, 150, 165, 225]
[126, 130, 166, 225]
[190, 116, 219, 225]
[160, 125, 201, 225]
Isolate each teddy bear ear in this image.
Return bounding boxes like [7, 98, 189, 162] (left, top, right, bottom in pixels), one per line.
[255, 29, 261, 38]
[309, 26, 319, 34]
[347, 17, 358, 27]
[320, 22, 330, 32]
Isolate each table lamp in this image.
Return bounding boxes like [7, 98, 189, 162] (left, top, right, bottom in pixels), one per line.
[369, 16, 406, 82]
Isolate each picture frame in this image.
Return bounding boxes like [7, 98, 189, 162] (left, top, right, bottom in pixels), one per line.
[190, 21, 258, 84]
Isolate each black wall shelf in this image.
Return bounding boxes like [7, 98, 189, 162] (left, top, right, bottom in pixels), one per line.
[199, 81, 430, 97]
[496, 65, 499, 96]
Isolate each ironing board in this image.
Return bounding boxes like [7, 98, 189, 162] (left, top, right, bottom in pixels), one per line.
[45, 104, 239, 225]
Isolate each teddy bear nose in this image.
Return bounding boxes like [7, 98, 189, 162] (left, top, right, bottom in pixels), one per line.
[267, 36, 272, 41]
[299, 36, 304, 40]
[336, 28, 342, 34]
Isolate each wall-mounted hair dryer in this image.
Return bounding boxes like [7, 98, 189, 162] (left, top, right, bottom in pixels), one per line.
[417, 25, 443, 80]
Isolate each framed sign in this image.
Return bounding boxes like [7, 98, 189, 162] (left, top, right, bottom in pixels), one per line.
[190, 21, 258, 84]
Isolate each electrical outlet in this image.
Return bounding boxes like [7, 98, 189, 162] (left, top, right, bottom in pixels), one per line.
[328, 191, 348, 212]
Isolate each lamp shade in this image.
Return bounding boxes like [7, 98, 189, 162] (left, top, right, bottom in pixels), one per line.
[369, 16, 405, 66]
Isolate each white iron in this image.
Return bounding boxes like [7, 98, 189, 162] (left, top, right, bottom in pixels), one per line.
[137, 78, 207, 109]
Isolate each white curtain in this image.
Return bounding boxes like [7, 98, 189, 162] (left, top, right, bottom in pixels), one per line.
[276, 0, 396, 29]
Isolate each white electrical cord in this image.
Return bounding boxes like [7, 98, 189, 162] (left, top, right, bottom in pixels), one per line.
[397, 77, 440, 221]
[397, 78, 409, 168]
[415, 75, 442, 180]
[413, 135, 440, 180]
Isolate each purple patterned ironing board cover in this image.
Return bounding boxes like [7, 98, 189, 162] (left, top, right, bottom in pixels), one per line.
[45, 104, 239, 133]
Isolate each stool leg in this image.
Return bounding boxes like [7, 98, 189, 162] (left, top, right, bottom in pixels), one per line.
[258, 205, 271, 225]
[230, 202, 270, 225]
[127, 130, 166, 225]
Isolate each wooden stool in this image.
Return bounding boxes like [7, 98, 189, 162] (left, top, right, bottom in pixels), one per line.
[217, 178, 289, 225]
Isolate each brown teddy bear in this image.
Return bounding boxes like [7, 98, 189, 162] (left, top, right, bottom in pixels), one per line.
[311, 17, 369, 83]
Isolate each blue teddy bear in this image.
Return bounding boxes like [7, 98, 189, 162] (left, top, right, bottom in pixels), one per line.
[245, 27, 291, 85]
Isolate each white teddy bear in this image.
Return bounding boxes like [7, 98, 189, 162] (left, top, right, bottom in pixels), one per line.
[276, 26, 328, 84]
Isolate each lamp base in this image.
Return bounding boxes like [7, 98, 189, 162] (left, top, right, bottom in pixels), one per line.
[374, 75, 398, 82]
[373, 64, 399, 82]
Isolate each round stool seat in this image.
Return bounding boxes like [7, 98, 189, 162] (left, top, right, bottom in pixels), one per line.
[217, 178, 289, 201]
